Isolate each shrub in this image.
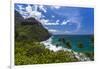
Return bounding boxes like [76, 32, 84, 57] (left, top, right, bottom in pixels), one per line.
[66, 41, 72, 49]
[77, 42, 84, 48]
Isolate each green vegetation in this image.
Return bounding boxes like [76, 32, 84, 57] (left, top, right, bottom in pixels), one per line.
[84, 52, 94, 61]
[58, 38, 66, 44]
[15, 41, 78, 65]
[58, 38, 72, 49]
[91, 35, 94, 43]
[15, 10, 78, 65]
[66, 41, 72, 49]
[90, 35, 94, 47]
[77, 42, 84, 48]
[15, 10, 51, 42]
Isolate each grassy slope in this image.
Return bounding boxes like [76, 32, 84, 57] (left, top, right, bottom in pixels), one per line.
[15, 41, 78, 65]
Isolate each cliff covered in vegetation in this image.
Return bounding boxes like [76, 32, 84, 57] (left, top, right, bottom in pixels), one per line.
[15, 10, 51, 42]
[15, 10, 78, 65]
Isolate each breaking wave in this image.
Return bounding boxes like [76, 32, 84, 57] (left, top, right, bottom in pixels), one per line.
[41, 36, 91, 61]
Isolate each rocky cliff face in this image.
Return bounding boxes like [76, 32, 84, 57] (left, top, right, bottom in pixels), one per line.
[15, 10, 51, 42]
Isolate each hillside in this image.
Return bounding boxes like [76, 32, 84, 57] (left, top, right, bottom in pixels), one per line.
[15, 10, 51, 42]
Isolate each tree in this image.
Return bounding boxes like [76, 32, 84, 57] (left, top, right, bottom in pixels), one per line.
[66, 41, 72, 49]
[78, 42, 84, 48]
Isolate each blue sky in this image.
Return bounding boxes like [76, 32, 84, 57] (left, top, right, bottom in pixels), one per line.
[15, 3, 94, 35]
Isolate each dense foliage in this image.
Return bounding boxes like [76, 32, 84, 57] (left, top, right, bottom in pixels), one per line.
[15, 10, 51, 42]
[15, 10, 78, 65]
[15, 10, 94, 65]
[15, 41, 78, 65]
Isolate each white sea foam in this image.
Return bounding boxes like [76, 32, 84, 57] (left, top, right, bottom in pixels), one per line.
[40, 36, 91, 61]
[41, 36, 65, 52]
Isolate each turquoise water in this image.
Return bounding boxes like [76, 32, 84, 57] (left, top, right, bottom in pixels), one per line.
[52, 35, 94, 53]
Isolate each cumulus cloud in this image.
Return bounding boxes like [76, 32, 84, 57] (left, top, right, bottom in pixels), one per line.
[40, 19, 49, 25]
[16, 4, 81, 34]
[17, 5, 29, 18]
[30, 11, 42, 19]
[17, 4, 42, 19]
[25, 5, 41, 19]
[17, 5, 25, 11]
[26, 5, 33, 13]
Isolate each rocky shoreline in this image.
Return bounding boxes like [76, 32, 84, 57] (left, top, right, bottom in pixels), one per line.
[41, 36, 91, 61]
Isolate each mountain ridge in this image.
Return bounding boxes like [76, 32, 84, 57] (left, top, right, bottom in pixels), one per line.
[15, 10, 51, 42]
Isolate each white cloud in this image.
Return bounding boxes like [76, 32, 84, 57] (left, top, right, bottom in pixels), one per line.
[61, 20, 70, 25]
[40, 19, 60, 26]
[41, 19, 49, 23]
[69, 17, 81, 24]
[26, 5, 33, 13]
[51, 5, 61, 10]
[48, 29, 58, 32]
[42, 15, 45, 18]
[52, 15, 55, 18]
[54, 6, 61, 9]
[43, 22, 59, 25]
[17, 5, 29, 18]
[17, 5, 25, 10]
[33, 11, 42, 18]
[56, 20, 60, 23]
[39, 5, 47, 13]
[64, 31, 72, 33]
[44, 27, 49, 29]
[17, 5, 42, 19]
[67, 17, 81, 32]
[48, 30, 72, 35]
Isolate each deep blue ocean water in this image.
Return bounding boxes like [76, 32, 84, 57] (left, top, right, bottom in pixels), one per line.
[52, 35, 94, 53]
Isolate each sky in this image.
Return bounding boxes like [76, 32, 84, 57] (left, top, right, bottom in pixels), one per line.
[15, 3, 94, 35]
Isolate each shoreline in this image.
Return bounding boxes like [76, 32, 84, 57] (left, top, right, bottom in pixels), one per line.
[40, 36, 91, 61]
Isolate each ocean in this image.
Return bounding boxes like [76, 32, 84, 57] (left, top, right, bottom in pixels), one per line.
[51, 35, 94, 53]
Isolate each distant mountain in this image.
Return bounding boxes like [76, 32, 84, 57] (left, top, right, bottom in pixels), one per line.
[15, 10, 51, 42]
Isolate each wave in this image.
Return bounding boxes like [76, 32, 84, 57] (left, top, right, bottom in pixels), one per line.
[41, 36, 66, 51]
[40, 36, 91, 61]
